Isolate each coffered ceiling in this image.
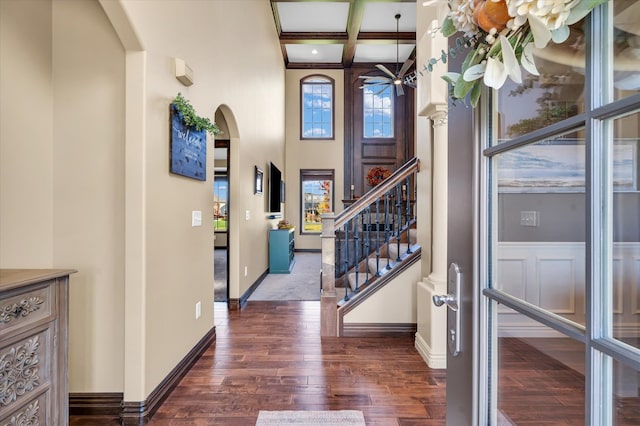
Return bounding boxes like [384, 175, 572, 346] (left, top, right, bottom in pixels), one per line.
[270, 0, 417, 69]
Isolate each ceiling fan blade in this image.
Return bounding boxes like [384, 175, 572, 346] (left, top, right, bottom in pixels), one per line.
[359, 83, 390, 89]
[395, 83, 404, 96]
[374, 85, 391, 96]
[359, 76, 392, 82]
[398, 58, 414, 78]
[375, 64, 396, 79]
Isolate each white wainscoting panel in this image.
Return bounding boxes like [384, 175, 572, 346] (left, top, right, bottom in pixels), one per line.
[496, 258, 526, 314]
[497, 242, 639, 337]
[536, 257, 577, 314]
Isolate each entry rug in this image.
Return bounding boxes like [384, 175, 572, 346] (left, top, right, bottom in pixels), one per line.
[256, 410, 366, 425]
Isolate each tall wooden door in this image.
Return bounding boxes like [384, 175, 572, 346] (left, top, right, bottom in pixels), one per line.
[345, 65, 414, 200]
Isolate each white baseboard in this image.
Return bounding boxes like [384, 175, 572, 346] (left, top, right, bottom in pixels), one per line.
[415, 332, 446, 369]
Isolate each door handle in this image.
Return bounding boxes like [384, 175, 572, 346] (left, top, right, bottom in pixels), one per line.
[432, 263, 462, 357]
[432, 294, 458, 311]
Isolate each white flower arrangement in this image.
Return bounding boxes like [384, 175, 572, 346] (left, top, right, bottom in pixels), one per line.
[440, 0, 607, 106]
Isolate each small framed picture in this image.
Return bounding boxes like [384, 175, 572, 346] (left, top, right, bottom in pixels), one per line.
[255, 166, 264, 195]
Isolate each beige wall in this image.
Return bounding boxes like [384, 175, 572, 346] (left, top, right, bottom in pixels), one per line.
[1, 0, 285, 402]
[284, 69, 345, 250]
[343, 261, 420, 324]
[0, 0, 126, 392]
[0, 0, 54, 267]
[52, 0, 126, 392]
[118, 0, 285, 397]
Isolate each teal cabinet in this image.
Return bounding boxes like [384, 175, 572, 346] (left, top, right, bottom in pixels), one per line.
[269, 228, 295, 273]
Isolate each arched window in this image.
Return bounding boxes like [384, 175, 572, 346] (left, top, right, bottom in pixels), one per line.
[362, 85, 394, 138]
[300, 75, 334, 139]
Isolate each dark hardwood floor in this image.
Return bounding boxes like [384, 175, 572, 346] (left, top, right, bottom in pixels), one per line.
[70, 301, 639, 425]
[150, 301, 446, 425]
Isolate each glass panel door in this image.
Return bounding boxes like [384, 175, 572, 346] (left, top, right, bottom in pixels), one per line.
[478, 2, 640, 424]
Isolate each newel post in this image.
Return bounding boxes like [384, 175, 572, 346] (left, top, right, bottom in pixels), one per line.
[320, 213, 337, 336]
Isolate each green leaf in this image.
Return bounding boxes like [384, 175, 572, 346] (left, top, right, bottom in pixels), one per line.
[453, 72, 475, 99]
[566, 0, 607, 25]
[441, 17, 457, 37]
[172, 92, 221, 136]
[442, 72, 460, 85]
[470, 80, 482, 107]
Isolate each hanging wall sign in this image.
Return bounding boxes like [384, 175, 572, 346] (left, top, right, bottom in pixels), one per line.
[170, 105, 207, 181]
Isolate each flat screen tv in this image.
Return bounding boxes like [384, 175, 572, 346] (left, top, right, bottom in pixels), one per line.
[269, 162, 282, 213]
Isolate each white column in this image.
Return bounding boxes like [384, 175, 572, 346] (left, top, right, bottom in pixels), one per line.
[416, 107, 448, 369]
[414, 1, 450, 369]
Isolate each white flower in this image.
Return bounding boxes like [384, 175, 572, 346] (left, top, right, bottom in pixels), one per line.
[484, 56, 508, 89]
[500, 35, 522, 84]
[449, 0, 478, 36]
[506, 0, 578, 47]
[520, 43, 539, 75]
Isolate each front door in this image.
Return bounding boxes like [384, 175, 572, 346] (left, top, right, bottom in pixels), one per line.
[447, 1, 640, 424]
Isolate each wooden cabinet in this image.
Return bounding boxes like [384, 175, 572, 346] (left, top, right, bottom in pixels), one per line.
[0, 269, 74, 426]
[269, 228, 295, 274]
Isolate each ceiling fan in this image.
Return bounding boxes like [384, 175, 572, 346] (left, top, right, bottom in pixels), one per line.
[359, 13, 415, 96]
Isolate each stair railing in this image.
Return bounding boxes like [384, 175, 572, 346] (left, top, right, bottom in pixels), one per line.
[320, 157, 420, 336]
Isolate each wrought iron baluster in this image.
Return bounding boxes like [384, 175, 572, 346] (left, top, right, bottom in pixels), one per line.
[353, 214, 360, 293]
[395, 183, 402, 261]
[375, 198, 381, 276]
[405, 176, 413, 255]
[336, 229, 342, 277]
[384, 191, 392, 269]
[343, 222, 350, 301]
[363, 206, 371, 285]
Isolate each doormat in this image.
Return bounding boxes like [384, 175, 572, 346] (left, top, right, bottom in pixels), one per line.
[256, 410, 366, 425]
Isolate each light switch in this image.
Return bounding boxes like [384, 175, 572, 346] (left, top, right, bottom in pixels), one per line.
[192, 210, 202, 227]
[245, 210, 250, 220]
[520, 211, 539, 227]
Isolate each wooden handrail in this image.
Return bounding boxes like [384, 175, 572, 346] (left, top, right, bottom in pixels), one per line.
[334, 157, 420, 229]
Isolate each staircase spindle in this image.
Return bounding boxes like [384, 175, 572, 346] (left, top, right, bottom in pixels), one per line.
[364, 206, 371, 285]
[405, 176, 413, 255]
[336, 229, 342, 276]
[375, 198, 382, 276]
[343, 222, 350, 301]
[353, 214, 360, 293]
[384, 192, 392, 269]
[395, 184, 402, 262]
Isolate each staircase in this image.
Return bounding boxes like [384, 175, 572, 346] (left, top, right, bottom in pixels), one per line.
[320, 158, 421, 336]
[343, 228, 418, 301]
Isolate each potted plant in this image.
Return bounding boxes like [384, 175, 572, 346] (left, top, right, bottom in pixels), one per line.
[171, 92, 221, 136]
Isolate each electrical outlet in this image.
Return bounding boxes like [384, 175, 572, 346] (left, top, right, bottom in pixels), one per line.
[195, 301, 201, 319]
[244, 266, 248, 277]
[245, 210, 250, 220]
